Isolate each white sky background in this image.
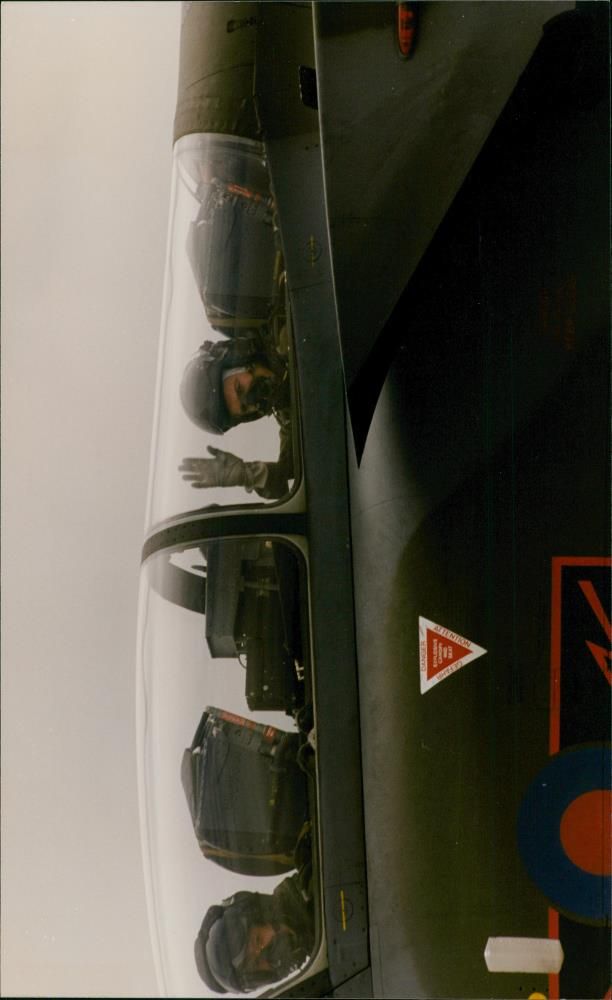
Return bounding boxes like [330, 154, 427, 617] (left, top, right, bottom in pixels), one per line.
[1, 3, 180, 994]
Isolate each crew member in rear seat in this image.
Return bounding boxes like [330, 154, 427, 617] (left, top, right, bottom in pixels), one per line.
[178, 332, 293, 501]
[194, 828, 313, 993]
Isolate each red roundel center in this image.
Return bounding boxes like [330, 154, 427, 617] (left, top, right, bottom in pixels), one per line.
[560, 790, 612, 875]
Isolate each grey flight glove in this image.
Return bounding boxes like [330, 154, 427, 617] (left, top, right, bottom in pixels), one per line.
[179, 446, 268, 492]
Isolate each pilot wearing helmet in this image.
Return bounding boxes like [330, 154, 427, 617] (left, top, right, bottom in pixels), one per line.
[195, 869, 314, 994]
[178, 333, 294, 501]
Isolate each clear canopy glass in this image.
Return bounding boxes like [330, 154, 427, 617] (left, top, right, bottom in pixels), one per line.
[137, 538, 321, 997]
[146, 134, 299, 532]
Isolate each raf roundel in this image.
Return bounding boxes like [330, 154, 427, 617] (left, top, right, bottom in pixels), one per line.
[516, 744, 612, 924]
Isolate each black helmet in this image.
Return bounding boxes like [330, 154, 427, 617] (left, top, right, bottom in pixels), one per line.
[180, 344, 231, 435]
[194, 892, 306, 994]
[195, 894, 267, 994]
[194, 903, 242, 993]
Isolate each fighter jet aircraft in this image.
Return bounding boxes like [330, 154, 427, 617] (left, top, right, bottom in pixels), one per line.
[136, 3, 610, 997]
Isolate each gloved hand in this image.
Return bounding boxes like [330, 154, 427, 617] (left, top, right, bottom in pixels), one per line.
[179, 447, 247, 488]
[179, 447, 268, 491]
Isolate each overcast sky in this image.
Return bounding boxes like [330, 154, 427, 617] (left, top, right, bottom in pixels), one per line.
[1, 3, 180, 994]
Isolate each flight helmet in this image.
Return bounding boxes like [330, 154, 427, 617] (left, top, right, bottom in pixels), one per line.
[194, 891, 307, 994]
[180, 344, 231, 435]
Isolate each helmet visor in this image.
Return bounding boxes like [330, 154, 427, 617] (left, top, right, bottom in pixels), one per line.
[205, 911, 248, 993]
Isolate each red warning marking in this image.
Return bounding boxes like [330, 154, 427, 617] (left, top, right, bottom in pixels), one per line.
[419, 618, 486, 693]
[217, 709, 256, 731]
[426, 632, 472, 679]
[550, 557, 612, 754]
[579, 579, 612, 640]
[548, 908, 560, 1000]
[397, 2, 417, 58]
[579, 579, 612, 685]
[585, 641, 612, 685]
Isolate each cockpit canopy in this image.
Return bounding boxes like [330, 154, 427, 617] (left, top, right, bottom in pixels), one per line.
[180, 137, 277, 329]
[145, 134, 300, 531]
[137, 535, 320, 998]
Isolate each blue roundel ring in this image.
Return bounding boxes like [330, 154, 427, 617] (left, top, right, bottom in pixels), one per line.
[516, 744, 611, 923]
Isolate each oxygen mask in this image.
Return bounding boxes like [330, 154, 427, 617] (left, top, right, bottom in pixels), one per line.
[244, 374, 276, 415]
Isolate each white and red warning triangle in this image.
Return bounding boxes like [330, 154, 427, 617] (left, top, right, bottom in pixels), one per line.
[419, 617, 487, 693]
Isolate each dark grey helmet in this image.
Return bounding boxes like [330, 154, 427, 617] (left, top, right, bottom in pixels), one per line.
[180, 346, 231, 435]
[195, 895, 265, 994]
[194, 891, 304, 994]
[194, 904, 240, 993]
